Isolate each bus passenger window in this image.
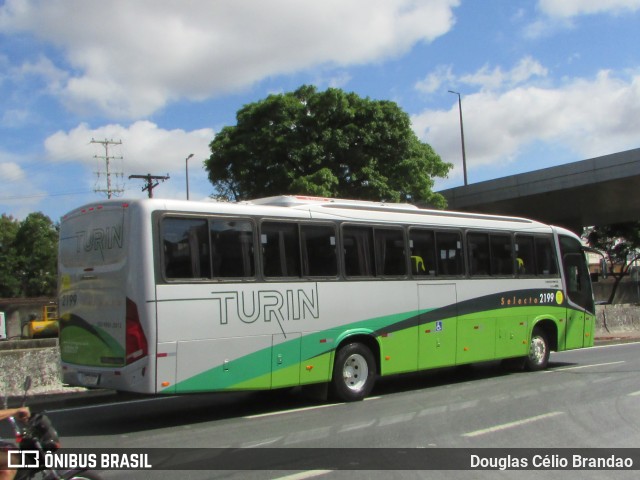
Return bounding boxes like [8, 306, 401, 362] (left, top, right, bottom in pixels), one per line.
[436, 231, 463, 276]
[261, 222, 300, 278]
[490, 234, 514, 275]
[535, 237, 558, 276]
[375, 228, 406, 277]
[515, 234, 558, 276]
[409, 229, 436, 276]
[515, 235, 535, 275]
[343, 226, 375, 277]
[162, 217, 211, 280]
[210, 219, 255, 278]
[467, 233, 490, 276]
[301, 224, 338, 277]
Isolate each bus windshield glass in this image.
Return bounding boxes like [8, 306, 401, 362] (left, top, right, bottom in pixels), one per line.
[59, 206, 127, 268]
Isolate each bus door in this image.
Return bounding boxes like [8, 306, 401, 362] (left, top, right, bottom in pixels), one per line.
[560, 236, 595, 349]
[418, 283, 457, 370]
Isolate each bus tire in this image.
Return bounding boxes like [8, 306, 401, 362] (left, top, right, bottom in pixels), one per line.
[330, 342, 376, 402]
[525, 327, 550, 371]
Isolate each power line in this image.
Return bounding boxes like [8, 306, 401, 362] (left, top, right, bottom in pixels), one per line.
[0, 190, 96, 201]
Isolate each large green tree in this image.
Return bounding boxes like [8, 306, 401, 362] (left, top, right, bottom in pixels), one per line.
[586, 222, 640, 304]
[206, 85, 451, 206]
[0, 212, 59, 298]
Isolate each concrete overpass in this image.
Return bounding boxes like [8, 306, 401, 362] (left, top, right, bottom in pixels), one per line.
[438, 148, 640, 233]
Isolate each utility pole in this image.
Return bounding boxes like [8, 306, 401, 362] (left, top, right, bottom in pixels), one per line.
[185, 153, 194, 200]
[448, 90, 468, 186]
[128, 173, 170, 198]
[91, 138, 124, 198]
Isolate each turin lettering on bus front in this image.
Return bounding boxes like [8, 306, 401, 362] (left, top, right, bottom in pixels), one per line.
[74, 225, 124, 253]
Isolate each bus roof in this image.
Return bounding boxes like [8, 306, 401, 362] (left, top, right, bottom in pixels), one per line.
[247, 195, 419, 210]
[247, 195, 545, 229]
[61, 196, 554, 233]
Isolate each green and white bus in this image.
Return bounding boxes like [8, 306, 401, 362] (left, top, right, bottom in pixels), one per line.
[58, 196, 595, 401]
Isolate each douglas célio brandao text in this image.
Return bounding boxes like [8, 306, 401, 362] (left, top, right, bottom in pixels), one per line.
[470, 453, 634, 470]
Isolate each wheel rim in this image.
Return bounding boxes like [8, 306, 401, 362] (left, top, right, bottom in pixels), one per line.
[342, 353, 369, 392]
[529, 335, 547, 365]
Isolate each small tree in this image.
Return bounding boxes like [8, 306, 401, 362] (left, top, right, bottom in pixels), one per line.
[11, 213, 59, 298]
[205, 85, 451, 206]
[0, 214, 22, 297]
[586, 222, 640, 304]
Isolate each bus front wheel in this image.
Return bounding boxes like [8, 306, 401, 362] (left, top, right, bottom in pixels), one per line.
[525, 327, 550, 371]
[330, 343, 376, 402]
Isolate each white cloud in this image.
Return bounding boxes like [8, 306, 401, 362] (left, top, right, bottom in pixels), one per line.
[0, 0, 460, 118]
[523, 17, 574, 40]
[538, 0, 640, 18]
[416, 58, 547, 96]
[412, 67, 640, 180]
[526, 0, 640, 38]
[315, 71, 354, 89]
[460, 57, 548, 91]
[1, 109, 33, 128]
[415, 65, 455, 94]
[0, 153, 48, 218]
[0, 161, 25, 182]
[12, 55, 68, 91]
[40, 121, 216, 206]
[44, 121, 215, 178]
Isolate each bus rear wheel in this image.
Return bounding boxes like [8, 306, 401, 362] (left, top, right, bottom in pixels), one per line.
[525, 327, 550, 371]
[330, 343, 376, 402]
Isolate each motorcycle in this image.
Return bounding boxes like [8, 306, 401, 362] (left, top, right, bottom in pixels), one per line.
[2, 377, 102, 480]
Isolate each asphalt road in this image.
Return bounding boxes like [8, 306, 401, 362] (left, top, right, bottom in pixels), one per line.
[26, 342, 640, 479]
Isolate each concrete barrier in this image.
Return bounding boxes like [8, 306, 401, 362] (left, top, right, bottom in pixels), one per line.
[0, 339, 64, 397]
[596, 304, 640, 333]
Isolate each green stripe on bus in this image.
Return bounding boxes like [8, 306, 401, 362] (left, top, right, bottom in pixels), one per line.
[167, 288, 592, 393]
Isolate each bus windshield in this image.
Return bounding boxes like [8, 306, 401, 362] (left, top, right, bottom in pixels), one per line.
[59, 205, 127, 268]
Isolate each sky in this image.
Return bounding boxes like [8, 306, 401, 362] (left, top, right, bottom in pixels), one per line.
[1, 0, 640, 222]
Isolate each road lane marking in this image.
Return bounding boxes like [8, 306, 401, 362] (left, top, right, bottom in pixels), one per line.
[449, 400, 479, 411]
[378, 412, 416, 426]
[418, 405, 447, 417]
[588, 341, 640, 350]
[273, 471, 333, 480]
[546, 361, 625, 372]
[462, 411, 564, 438]
[284, 426, 332, 445]
[338, 419, 376, 433]
[628, 390, 640, 397]
[244, 403, 342, 419]
[241, 437, 283, 448]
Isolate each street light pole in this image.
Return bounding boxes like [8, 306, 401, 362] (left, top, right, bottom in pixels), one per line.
[448, 90, 468, 186]
[185, 153, 194, 200]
